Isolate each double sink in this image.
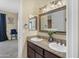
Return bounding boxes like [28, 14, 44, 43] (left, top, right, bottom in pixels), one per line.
[31, 37, 66, 53]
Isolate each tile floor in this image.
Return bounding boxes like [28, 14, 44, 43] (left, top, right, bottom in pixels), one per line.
[0, 40, 18, 58]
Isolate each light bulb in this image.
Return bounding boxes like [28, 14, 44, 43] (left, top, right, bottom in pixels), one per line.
[62, 0, 66, 5]
[43, 8, 47, 12]
[57, 1, 62, 6]
[51, 4, 54, 8]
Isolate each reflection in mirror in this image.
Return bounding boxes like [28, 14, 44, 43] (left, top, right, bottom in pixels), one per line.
[28, 16, 37, 31]
[39, 6, 66, 33]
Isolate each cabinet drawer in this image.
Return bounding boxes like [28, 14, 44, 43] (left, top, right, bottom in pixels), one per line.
[27, 41, 43, 56]
[44, 50, 61, 58]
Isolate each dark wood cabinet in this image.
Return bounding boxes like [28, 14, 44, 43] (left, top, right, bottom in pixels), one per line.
[27, 47, 35, 58]
[44, 50, 60, 58]
[27, 41, 61, 58]
[35, 53, 43, 58]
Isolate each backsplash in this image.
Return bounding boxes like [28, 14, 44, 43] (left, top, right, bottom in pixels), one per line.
[38, 32, 66, 40]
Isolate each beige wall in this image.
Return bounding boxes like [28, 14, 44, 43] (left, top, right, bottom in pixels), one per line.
[21, 0, 66, 57]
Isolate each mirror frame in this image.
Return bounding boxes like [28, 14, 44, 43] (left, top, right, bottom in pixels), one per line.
[39, 6, 66, 34]
[28, 16, 37, 31]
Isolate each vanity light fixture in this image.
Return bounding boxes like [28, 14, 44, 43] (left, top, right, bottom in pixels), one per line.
[62, 0, 66, 5]
[40, 0, 66, 13]
[50, 1, 56, 9]
[42, 8, 47, 13]
[42, 5, 47, 13]
[29, 15, 34, 18]
[57, 0, 63, 7]
[51, 4, 56, 9]
[43, 8, 47, 11]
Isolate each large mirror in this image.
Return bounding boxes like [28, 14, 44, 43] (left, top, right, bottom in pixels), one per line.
[39, 6, 66, 33]
[28, 16, 37, 31]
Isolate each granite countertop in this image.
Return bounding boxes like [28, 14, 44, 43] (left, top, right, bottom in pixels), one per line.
[27, 37, 66, 58]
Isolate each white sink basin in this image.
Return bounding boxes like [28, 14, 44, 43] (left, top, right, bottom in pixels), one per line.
[49, 42, 66, 52]
[31, 37, 43, 42]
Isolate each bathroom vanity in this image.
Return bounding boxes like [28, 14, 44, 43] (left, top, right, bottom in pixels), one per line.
[27, 37, 66, 58]
[27, 3, 66, 58]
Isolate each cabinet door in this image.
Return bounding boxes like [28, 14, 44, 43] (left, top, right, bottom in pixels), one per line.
[28, 41, 43, 56]
[44, 50, 61, 58]
[27, 47, 35, 58]
[35, 53, 43, 58]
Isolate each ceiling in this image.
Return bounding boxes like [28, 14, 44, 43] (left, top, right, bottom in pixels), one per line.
[0, 0, 19, 13]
